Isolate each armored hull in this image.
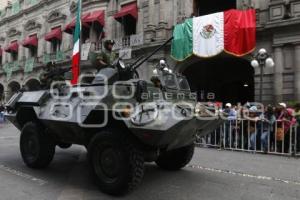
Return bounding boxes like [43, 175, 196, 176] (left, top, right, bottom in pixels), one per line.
[6, 81, 223, 150]
[4, 51, 224, 195]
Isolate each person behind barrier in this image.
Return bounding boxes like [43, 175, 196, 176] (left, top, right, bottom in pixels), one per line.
[223, 103, 237, 147]
[248, 106, 260, 150]
[259, 105, 276, 153]
[275, 103, 295, 153]
[294, 103, 300, 152]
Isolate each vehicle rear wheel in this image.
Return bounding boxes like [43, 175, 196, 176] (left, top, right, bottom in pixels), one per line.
[20, 122, 55, 169]
[156, 144, 195, 171]
[88, 130, 144, 195]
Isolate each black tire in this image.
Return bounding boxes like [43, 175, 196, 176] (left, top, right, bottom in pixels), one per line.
[20, 122, 55, 169]
[156, 144, 195, 171]
[88, 130, 144, 195]
[57, 143, 72, 149]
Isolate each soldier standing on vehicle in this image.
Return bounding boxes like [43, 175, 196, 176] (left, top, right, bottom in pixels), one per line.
[97, 40, 118, 69]
[40, 62, 65, 89]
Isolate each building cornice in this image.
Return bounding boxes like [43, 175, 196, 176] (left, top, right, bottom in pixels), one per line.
[69, 0, 109, 13]
[257, 17, 300, 31]
[0, 0, 64, 25]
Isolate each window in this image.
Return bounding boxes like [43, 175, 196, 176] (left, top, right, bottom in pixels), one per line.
[5, 41, 19, 62]
[29, 46, 37, 58]
[90, 23, 104, 50]
[163, 74, 177, 89]
[177, 76, 190, 91]
[193, 0, 236, 16]
[114, 2, 138, 36]
[51, 39, 61, 53]
[123, 16, 136, 36]
[11, 52, 18, 61]
[81, 27, 90, 44]
[28, 34, 38, 58]
[45, 27, 62, 54]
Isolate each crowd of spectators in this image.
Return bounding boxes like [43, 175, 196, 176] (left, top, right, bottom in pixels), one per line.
[211, 102, 300, 154]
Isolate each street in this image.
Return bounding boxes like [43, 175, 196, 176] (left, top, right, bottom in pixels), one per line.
[0, 123, 299, 200]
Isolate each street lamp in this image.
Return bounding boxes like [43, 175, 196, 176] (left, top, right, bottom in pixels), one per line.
[251, 48, 275, 103]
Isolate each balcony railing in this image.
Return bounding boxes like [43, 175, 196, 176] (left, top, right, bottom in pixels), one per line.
[2, 61, 20, 79]
[43, 50, 67, 64]
[113, 33, 144, 50]
[0, 45, 117, 79]
[24, 58, 35, 73]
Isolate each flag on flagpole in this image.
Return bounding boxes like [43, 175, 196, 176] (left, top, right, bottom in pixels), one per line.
[71, 0, 82, 85]
[171, 9, 256, 61]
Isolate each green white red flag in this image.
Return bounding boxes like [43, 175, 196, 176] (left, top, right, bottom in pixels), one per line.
[171, 9, 256, 61]
[71, 0, 81, 85]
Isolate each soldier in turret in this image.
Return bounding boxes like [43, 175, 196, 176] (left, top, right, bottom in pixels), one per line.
[40, 62, 66, 89]
[97, 40, 118, 69]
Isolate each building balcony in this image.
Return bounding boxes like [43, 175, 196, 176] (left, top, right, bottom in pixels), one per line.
[2, 61, 21, 79]
[0, 34, 145, 79]
[113, 33, 144, 51]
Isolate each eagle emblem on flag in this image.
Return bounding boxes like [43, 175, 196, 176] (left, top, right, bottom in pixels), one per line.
[200, 24, 216, 39]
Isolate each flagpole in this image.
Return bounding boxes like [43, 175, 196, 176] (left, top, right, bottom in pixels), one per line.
[78, 0, 82, 76]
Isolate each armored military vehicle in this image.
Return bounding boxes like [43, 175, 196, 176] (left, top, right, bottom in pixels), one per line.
[5, 38, 223, 195]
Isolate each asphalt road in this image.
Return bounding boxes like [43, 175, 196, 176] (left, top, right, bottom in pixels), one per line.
[0, 123, 300, 200]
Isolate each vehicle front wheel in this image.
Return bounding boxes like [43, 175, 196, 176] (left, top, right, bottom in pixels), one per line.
[156, 144, 195, 171]
[88, 131, 144, 195]
[20, 122, 55, 169]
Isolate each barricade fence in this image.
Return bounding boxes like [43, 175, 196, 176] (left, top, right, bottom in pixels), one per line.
[195, 119, 300, 157]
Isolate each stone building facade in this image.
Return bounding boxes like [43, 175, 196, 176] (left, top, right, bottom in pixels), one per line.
[0, 0, 300, 105]
[0, 0, 9, 9]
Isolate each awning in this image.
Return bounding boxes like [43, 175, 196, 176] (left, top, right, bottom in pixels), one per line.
[85, 10, 105, 26]
[45, 27, 62, 41]
[4, 41, 19, 53]
[64, 13, 91, 34]
[23, 35, 38, 48]
[114, 2, 138, 22]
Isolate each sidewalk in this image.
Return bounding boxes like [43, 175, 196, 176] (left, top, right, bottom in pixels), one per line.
[192, 148, 300, 184]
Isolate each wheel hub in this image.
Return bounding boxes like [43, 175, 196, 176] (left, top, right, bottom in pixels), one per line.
[100, 148, 119, 178]
[26, 135, 39, 157]
[24, 134, 39, 161]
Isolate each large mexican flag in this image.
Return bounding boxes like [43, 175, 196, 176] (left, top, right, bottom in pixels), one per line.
[171, 9, 256, 61]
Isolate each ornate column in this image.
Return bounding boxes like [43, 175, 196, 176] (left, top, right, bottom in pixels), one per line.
[144, 0, 156, 43]
[156, 0, 168, 41]
[273, 45, 284, 103]
[294, 43, 300, 101]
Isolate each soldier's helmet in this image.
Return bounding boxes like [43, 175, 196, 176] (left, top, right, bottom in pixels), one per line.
[46, 61, 55, 68]
[104, 40, 115, 50]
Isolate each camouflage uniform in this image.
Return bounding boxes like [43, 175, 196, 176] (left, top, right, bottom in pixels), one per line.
[97, 49, 118, 67]
[39, 66, 65, 89]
